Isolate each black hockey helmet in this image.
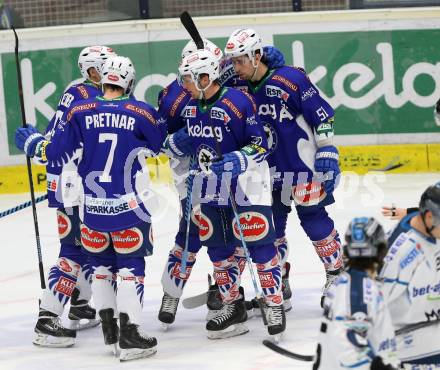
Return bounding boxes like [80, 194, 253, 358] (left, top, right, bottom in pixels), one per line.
[344, 217, 387, 259]
[419, 182, 440, 230]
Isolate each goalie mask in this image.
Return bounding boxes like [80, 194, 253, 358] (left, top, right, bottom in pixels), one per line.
[100, 56, 136, 94]
[344, 217, 387, 260]
[78, 45, 116, 82]
[181, 38, 223, 61]
[178, 49, 220, 97]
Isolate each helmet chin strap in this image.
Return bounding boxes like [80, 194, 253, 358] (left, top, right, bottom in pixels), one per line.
[250, 52, 261, 82]
[195, 75, 213, 100]
[421, 211, 436, 238]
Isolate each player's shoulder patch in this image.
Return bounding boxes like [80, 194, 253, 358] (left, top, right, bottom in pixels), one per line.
[220, 94, 243, 120]
[124, 102, 157, 124]
[170, 89, 189, 118]
[67, 101, 98, 121]
[270, 69, 298, 92]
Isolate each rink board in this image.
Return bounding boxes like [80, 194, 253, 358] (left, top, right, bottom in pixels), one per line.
[0, 143, 438, 194]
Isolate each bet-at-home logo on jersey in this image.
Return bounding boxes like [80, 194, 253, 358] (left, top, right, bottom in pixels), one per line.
[274, 29, 440, 135]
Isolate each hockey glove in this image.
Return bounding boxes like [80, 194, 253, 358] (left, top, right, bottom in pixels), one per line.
[370, 356, 397, 370]
[210, 151, 248, 179]
[314, 145, 340, 195]
[15, 124, 46, 158]
[163, 127, 193, 157]
[263, 46, 285, 69]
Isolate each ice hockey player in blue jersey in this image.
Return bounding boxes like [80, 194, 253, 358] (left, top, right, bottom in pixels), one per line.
[158, 39, 286, 326]
[166, 48, 286, 339]
[16, 55, 167, 361]
[315, 217, 399, 370]
[17, 45, 115, 348]
[224, 28, 343, 308]
[380, 183, 440, 368]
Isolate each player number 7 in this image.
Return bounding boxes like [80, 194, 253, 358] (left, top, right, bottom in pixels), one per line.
[98, 133, 117, 183]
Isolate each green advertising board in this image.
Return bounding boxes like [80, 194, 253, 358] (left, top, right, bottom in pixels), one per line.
[2, 29, 439, 156]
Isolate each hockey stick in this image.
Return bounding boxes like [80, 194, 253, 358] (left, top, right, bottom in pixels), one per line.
[0, 194, 48, 219]
[182, 274, 212, 309]
[395, 318, 440, 336]
[12, 26, 46, 289]
[180, 11, 204, 49]
[180, 155, 196, 276]
[262, 339, 315, 362]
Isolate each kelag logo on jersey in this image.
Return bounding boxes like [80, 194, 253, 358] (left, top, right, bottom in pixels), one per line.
[183, 106, 197, 118]
[265, 85, 289, 101]
[188, 121, 223, 142]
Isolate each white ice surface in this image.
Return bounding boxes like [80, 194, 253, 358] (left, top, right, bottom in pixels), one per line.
[0, 173, 438, 370]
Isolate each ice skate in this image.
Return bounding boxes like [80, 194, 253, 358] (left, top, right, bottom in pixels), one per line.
[321, 268, 342, 308]
[119, 313, 157, 361]
[206, 299, 248, 339]
[158, 292, 179, 330]
[33, 310, 76, 348]
[266, 304, 286, 343]
[68, 288, 100, 330]
[99, 308, 119, 356]
[282, 262, 292, 312]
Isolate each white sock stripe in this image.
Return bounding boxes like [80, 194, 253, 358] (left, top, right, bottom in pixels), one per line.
[316, 151, 339, 161]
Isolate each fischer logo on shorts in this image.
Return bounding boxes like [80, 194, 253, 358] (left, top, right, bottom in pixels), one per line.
[80, 225, 110, 253]
[57, 210, 72, 239]
[111, 227, 143, 254]
[232, 212, 269, 242]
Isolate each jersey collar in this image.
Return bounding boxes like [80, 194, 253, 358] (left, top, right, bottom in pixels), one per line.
[247, 68, 274, 93]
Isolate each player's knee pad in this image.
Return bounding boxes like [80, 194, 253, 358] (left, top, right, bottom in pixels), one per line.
[57, 207, 81, 246]
[117, 268, 144, 325]
[296, 206, 334, 241]
[255, 253, 282, 306]
[91, 264, 117, 313]
[161, 244, 197, 298]
[212, 255, 240, 304]
[311, 229, 343, 271]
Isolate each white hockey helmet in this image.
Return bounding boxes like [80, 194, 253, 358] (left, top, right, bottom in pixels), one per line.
[224, 28, 263, 62]
[178, 48, 220, 86]
[78, 45, 116, 81]
[100, 56, 136, 94]
[181, 38, 223, 61]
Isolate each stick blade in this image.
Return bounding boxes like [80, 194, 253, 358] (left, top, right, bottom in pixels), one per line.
[262, 340, 315, 362]
[180, 11, 204, 49]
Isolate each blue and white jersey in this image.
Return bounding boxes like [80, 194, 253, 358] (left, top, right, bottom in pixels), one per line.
[44, 80, 102, 208]
[245, 66, 335, 189]
[158, 79, 192, 199]
[44, 95, 167, 232]
[183, 87, 270, 207]
[316, 269, 399, 370]
[380, 213, 440, 364]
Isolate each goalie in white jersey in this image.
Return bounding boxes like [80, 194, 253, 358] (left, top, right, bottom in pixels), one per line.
[315, 217, 399, 370]
[380, 182, 440, 368]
